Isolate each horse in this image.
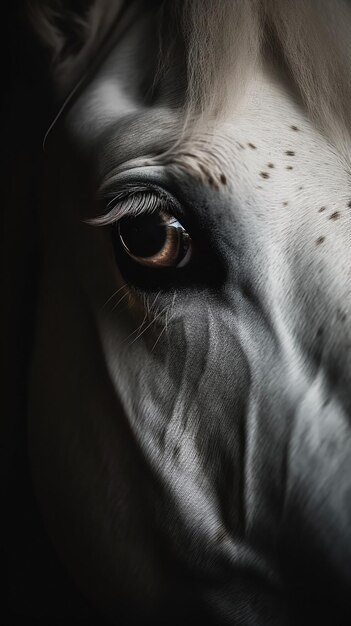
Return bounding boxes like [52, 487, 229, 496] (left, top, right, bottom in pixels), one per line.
[6, 0, 351, 622]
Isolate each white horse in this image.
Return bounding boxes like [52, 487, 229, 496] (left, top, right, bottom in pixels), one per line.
[18, 0, 351, 622]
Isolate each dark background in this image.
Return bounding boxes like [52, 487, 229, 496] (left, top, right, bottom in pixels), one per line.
[2, 4, 103, 623]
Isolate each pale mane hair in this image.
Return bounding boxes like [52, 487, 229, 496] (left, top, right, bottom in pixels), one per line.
[30, 0, 351, 148]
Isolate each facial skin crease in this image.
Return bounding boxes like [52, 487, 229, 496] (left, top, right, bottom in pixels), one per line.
[29, 12, 351, 626]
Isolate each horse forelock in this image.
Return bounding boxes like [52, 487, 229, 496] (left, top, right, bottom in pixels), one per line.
[30, 0, 351, 153]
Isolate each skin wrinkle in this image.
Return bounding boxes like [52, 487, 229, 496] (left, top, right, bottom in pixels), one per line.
[157, 139, 238, 188]
[161, 316, 195, 455]
[200, 308, 251, 539]
[27, 1, 351, 623]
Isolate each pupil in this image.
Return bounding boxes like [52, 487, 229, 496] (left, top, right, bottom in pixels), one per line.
[119, 214, 168, 258]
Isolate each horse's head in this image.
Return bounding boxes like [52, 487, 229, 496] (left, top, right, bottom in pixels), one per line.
[29, 1, 351, 622]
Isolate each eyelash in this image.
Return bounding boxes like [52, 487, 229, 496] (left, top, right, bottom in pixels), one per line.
[90, 187, 177, 227]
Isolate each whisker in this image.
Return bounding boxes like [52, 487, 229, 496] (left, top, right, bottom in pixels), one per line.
[168, 292, 176, 330]
[100, 283, 128, 311]
[143, 290, 161, 320]
[110, 290, 130, 312]
[128, 304, 170, 347]
[151, 309, 177, 352]
[151, 292, 177, 352]
[122, 310, 149, 344]
[149, 291, 161, 314]
[151, 324, 168, 352]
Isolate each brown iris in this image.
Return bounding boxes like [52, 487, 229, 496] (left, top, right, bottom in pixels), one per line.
[118, 210, 192, 268]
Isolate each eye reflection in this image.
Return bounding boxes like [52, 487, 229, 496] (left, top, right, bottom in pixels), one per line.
[117, 210, 192, 268]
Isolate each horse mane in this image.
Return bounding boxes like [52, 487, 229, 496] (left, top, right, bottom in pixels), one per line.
[29, 0, 351, 149]
[177, 0, 351, 148]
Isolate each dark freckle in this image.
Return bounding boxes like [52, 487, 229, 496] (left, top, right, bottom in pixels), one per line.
[318, 206, 326, 213]
[291, 125, 300, 131]
[220, 173, 227, 185]
[316, 236, 325, 245]
[260, 172, 269, 179]
[316, 326, 323, 338]
[286, 166, 293, 170]
[285, 150, 295, 156]
[283, 201, 288, 207]
[268, 163, 274, 168]
[329, 211, 341, 221]
[348, 201, 351, 208]
[248, 143, 257, 149]
[208, 176, 214, 186]
[299, 186, 303, 190]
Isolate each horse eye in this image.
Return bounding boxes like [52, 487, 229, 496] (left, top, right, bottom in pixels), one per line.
[117, 210, 192, 268]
